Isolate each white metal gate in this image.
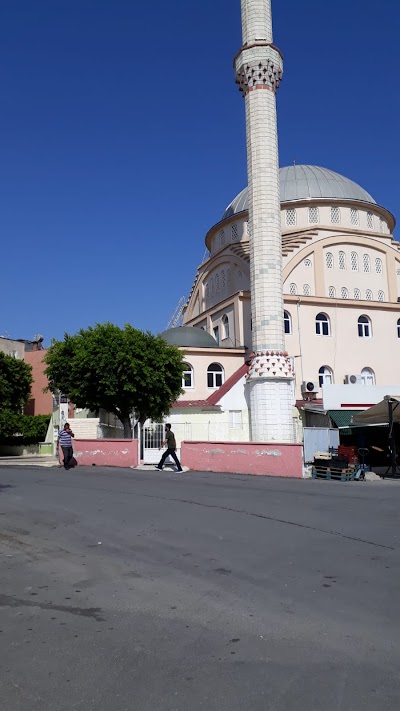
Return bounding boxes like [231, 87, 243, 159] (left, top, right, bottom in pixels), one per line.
[143, 423, 165, 464]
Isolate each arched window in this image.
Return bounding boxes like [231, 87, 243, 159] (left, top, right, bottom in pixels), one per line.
[339, 251, 346, 270]
[358, 315, 371, 338]
[331, 207, 340, 224]
[328, 286, 336, 298]
[380, 218, 385, 233]
[361, 367, 375, 386]
[351, 252, 358, 271]
[354, 288, 361, 300]
[303, 284, 311, 296]
[221, 270, 226, 288]
[215, 273, 220, 291]
[363, 254, 370, 273]
[365, 289, 373, 301]
[350, 208, 359, 226]
[308, 207, 319, 224]
[316, 313, 330, 336]
[375, 258, 382, 274]
[284, 311, 292, 334]
[207, 363, 224, 388]
[205, 283, 210, 299]
[210, 277, 214, 295]
[341, 287, 349, 299]
[378, 290, 385, 302]
[227, 268, 232, 284]
[222, 315, 230, 340]
[182, 363, 193, 389]
[397, 318, 400, 338]
[231, 223, 239, 242]
[304, 258, 312, 268]
[213, 326, 220, 345]
[286, 209, 296, 226]
[219, 229, 225, 246]
[319, 366, 333, 388]
[367, 212, 374, 229]
[326, 252, 334, 269]
[289, 283, 297, 295]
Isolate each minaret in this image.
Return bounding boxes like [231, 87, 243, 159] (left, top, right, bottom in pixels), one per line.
[235, 0, 295, 442]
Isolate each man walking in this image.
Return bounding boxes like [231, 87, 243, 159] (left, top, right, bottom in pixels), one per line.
[56, 422, 75, 470]
[156, 424, 182, 472]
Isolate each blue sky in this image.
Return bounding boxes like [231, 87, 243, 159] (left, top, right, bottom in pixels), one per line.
[1, 0, 399, 343]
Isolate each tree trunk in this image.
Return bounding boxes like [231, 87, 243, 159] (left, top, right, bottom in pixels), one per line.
[121, 416, 132, 439]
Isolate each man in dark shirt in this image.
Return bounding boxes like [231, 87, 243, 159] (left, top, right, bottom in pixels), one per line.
[155, 424, 182, 472]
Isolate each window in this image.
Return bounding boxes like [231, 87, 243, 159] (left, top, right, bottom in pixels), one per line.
[363, 254, 370, 273]
[341, 287, 349, 299]
[215, 273, 220, 291]
[210, 277, 215, 295]
[221, 270, 226, 288]
[182, 363, 193, 389]
[205, 283, 210, 299]
[286, 209, 296, 226]
[207, 363, 224, 388]
[367, 212, 374, 229]
[358, 315, 371, 338]
[331, 207, 340, 224]
[354, 288, 361, 300]
[222, 314, 230, 340]
[326, 252, 334, 269]
[219, 229, 225, 246]
[316, 313, 330, 336]
[308, 207, 319, 224]
[231, 223, 239, 242]
[361, 367, 375, 386]
[380, 218, 385, 233]
[397, 318, 400, 338]
[351, 252, 358, 271]
[375, 258, 382, 274]
[350, 208, 359, 226]
[319, 366, 333, 388]
[8, 350, 18, 358]
[304, 258, 312, 268]
[365, 289, 373, 300]
[227, 268, 232, 284]
[284, 310, 292, 334]
[289, 283, 297, 295]
[339, 251, 346, 270]
[378, 290, 385, 302]
[328, 286, 336, 298]
[229, 411, 243, 429]
[213, 326, 220, 345]
[303, 284, 311, 296]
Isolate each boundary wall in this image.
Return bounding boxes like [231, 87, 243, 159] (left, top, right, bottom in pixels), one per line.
[181, 441, 303, 477]
[74, 439, 139, 468]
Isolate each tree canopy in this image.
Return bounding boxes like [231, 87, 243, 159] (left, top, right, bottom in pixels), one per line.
[44, 323, 184, 437]
[0, 352, 32, 413]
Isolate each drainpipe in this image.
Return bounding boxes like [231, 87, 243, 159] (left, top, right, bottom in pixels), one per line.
[296, 297, 304, 384]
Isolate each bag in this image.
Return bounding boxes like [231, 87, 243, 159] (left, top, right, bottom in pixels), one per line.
[70, 456, 78, 468]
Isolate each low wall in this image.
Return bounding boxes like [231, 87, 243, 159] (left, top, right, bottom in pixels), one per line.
[181, 441, 303, 478]
[73, 439, 139, 468]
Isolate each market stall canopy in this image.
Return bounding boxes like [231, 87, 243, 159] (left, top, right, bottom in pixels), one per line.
[352, 396, 400, 425]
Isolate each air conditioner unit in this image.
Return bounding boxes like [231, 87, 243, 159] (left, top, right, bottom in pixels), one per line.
[301, 380, 319, 394]
[344, 374, 363, 385]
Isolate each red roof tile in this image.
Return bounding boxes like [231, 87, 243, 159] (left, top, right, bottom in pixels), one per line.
[171, 399, 219, 409]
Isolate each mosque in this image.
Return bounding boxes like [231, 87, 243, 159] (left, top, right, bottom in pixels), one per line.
[159, 164, 400, 460]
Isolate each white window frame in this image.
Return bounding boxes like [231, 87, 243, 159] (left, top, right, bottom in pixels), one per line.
[315, 313, 330, 337]
[358, 316, 371, 338]
[326, 252, 334, 269]
[308, 206, 319, 224]
[222, 314, 230, 340]
[351, 251, 358, 271]
[285, 209, 297, 226]
[289, 283, 297, 295]
[331, 207, 340, 224]
[182, 363, 194, 389]
[318, 366, 333, 388]
[339, 251, 346, 270]
[350, 208, 359, 226]
[397, 318, 400, 339]
[207, 363, 224, 389]
[303, 284, 311, 296]
[229, 410, 243, 429]
[361, 368, 375, 386]
[284, 310, 292, 334]
[328, 286, 336, 298]
[341, 287, 349, 299]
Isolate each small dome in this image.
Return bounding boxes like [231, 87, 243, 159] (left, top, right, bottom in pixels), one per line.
[161, 326, 218, 349]
[222, 165, 376, 219]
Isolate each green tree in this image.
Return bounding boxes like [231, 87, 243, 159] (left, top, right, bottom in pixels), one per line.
[44, 323, 184, 438]
[0, 352, 32, 413]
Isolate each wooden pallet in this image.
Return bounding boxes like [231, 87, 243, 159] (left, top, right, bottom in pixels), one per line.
[312, 465, 356, 482]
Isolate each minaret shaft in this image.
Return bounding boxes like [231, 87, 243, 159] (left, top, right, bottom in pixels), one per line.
[235, 0, 295, 443]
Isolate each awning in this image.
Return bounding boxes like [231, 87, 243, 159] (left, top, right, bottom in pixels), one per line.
[328, 410, 361, 429]
[353, 396, 400, 425]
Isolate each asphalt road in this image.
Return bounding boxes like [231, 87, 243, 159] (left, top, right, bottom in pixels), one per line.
[0, 466, 399, 711]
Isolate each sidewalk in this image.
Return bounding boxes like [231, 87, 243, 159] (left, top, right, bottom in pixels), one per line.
[0, 455, 58, 468]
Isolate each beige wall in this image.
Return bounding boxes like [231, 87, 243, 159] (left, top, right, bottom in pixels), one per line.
[0, 337, 25, 360]
[180, 347, 245, 401]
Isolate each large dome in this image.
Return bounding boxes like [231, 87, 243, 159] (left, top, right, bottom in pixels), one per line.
[161, 326, 218, 349]
[222, 165, 376, 219]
